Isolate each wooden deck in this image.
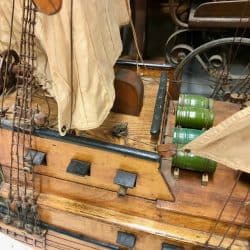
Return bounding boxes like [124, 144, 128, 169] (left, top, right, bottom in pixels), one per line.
[1, 75, 163, 153]
[160, 101, 250, 228]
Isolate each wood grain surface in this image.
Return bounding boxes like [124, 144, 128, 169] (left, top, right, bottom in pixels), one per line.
[159, 100, 250, 228]
[37, 193, 249, 250]
[0, 128, 173, 201]
[1, 76, 165, 152]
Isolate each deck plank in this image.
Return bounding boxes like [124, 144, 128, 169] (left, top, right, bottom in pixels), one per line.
[159, 101, 250, 226]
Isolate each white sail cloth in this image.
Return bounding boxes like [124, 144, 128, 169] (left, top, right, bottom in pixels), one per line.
[183, 107, 250, 173]
[0, 0, 129, 135]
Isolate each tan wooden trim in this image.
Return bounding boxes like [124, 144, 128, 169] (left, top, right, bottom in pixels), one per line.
[38, 193, 249, 250]
[0, 128, 174, 201]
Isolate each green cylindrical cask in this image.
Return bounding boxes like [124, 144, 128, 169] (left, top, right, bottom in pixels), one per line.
[176, 106, 214, 129]
[172, 146, 217, 173]
[173, 127, 204, 145]
[178, 94, 214, 109]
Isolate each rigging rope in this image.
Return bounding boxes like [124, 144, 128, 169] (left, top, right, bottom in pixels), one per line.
[0, 0, 16, 118]
[227, 213, 249, 249]
[69, 0, 74, 132]
[217, 188, 249, 247]
[205, 171, 242, 246]
[125, 0, 144, 65]
[211, 0, 250, 98]
[205, 3, 250, 245]
[1, 0, 42, 234]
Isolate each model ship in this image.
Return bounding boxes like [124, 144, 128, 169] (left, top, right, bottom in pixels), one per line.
[0, 0, 249, 249]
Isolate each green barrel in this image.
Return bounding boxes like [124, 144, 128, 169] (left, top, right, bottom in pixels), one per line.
[176, 106, 214, 129]
[178, 94, 214, 109]
[173, 127, 204, 145]
[172, 146, 217, 173]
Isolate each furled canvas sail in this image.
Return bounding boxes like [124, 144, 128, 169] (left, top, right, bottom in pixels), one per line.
[0, 0, 129, 135]
[183, 106, 250, 173]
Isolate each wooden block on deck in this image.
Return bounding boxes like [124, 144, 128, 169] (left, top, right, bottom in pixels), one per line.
[112, 69, 144, 116]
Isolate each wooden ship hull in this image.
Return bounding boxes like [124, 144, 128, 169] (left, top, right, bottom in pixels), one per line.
[0, 0, 249, 249]
[0, 70, 249, 250]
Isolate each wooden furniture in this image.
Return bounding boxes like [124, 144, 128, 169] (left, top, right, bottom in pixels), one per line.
[189, 0, 250, 28]
[167, 0, 250, 101]
[121, 0, 147, 59]
[169, 0, 250, 28]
